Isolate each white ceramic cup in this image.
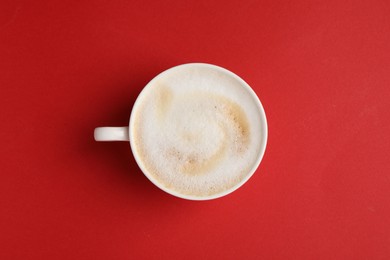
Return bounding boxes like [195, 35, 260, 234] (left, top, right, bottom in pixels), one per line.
[94, 63, 267, 200]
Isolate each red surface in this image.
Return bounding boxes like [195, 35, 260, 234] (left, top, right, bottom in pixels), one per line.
[1, 0, 390, 259]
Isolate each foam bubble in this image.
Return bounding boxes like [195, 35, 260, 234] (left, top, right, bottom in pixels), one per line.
[131, 65, 263, 197]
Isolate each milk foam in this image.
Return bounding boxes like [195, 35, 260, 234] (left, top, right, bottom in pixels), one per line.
[131, 65, 263, 197]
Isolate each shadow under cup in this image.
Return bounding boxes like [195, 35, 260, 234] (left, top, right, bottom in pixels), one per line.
[95, 63, 268, 200]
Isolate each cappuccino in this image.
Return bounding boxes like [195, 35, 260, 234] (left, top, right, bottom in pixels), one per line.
[130, 64, 265, 198]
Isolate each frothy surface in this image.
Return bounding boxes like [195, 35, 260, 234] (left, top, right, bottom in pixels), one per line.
[131, 65, 264, 198]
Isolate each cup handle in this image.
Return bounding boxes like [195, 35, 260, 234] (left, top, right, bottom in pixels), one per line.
[94, 127, 129, 141]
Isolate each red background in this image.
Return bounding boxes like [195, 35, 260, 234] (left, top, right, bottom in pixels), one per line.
[1, 0, 389, 259]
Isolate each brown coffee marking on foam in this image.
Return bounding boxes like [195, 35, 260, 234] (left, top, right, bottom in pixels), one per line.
[155, 84, 173, 120]
[181, 131, 199, 143]
[175, 91, 251, 154]
[165, 125, 228, 176]
[218, 97, 250, 153]
[181, 124, 227, 175]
